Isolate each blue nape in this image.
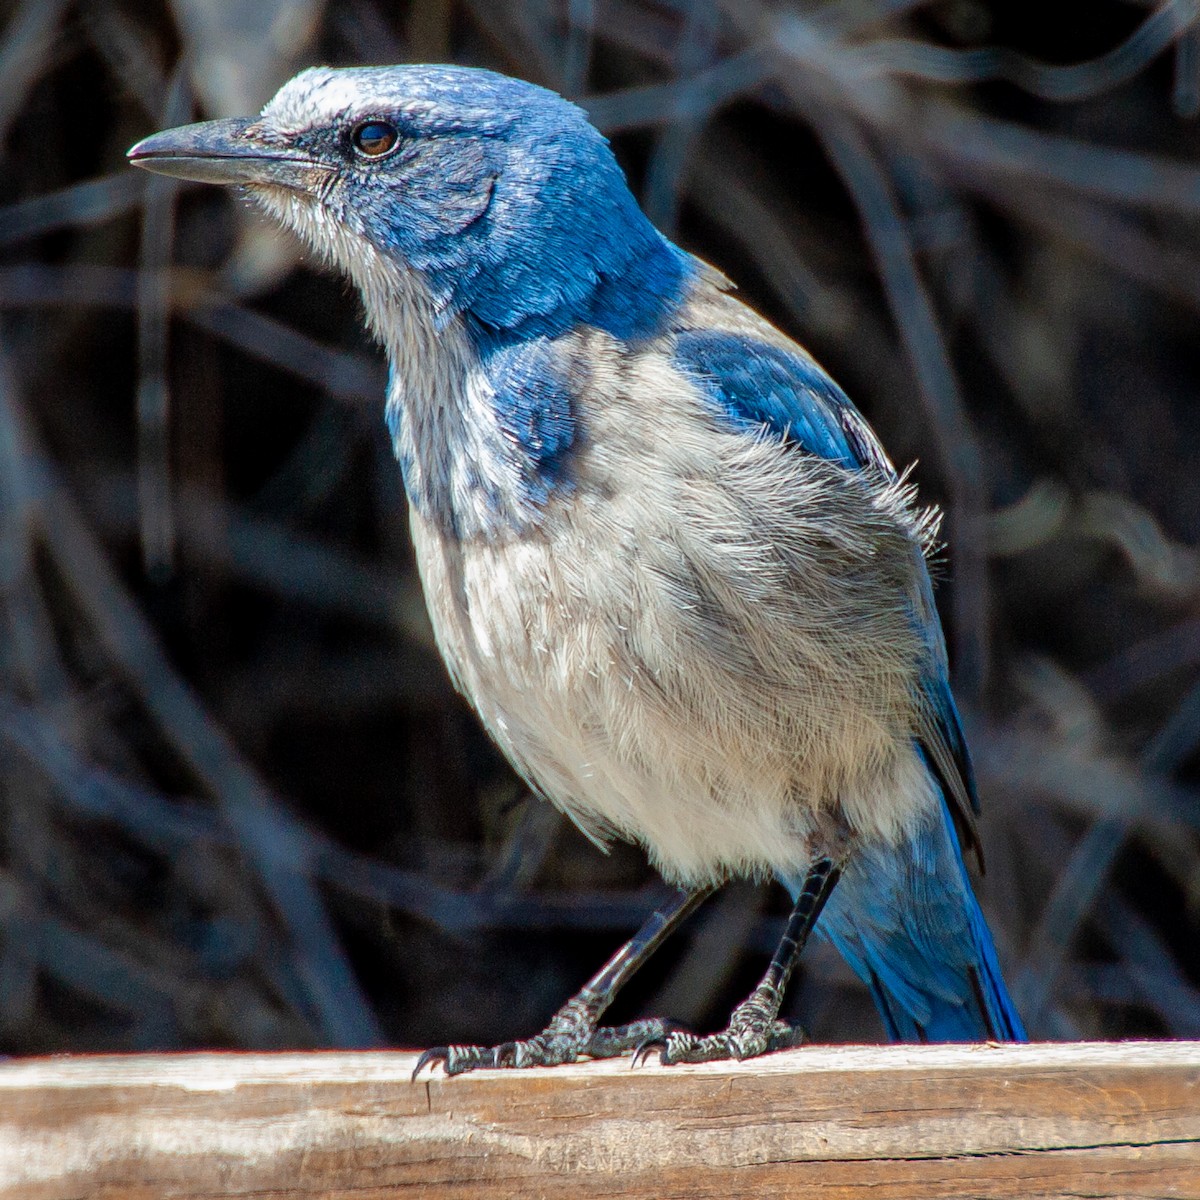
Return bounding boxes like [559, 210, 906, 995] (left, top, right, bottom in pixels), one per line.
[449, 170, 694, 342]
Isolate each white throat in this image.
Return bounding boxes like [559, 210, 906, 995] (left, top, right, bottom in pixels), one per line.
[249, 184, 541, 540]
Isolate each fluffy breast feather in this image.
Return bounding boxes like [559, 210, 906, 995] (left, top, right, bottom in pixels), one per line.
[409, 324, 941, 885]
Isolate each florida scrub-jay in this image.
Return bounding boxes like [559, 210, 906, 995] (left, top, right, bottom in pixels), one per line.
[128, 64, 1026, 1071]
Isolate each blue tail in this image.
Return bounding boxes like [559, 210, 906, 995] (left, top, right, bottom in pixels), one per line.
[784, 793, 1025, 1042]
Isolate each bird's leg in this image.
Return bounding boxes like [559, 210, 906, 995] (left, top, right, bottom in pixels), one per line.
[414, 885, 712, 1077]
[640, 856, 843, 1066]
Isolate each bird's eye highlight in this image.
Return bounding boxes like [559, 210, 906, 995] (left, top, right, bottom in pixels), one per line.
[351, 121, 399, 158]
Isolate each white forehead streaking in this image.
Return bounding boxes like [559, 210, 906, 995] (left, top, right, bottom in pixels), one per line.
[259, 66, 475, 135]
[260, 67, 362, 132]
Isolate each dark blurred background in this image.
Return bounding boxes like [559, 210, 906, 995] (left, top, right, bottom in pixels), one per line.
[1, 0, 1198, 1054]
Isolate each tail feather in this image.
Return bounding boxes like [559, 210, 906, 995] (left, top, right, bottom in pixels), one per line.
[855, 886, 1025, 1042]
[784, 792, 1026, 1043]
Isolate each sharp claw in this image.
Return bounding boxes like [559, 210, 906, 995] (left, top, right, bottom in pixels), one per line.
[631, 1038, 667, 1069]
[412, 1046, 451, 1080]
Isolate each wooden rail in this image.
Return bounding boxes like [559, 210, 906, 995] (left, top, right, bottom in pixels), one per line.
[1, 1042, 1197, 1198]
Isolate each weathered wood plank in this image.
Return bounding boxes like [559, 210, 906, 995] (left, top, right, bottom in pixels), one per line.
[0, 1043, 1197, 1199]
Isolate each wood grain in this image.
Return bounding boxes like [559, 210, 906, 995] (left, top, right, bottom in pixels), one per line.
[1, 1042, 1197, 1199]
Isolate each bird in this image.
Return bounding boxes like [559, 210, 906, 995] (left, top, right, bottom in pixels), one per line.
[128, 63, 1026, 1071]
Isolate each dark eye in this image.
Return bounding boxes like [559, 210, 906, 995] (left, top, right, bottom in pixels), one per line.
[351, 120, 399, 158]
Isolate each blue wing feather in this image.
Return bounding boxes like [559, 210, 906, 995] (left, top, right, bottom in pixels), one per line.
[673, 330, 894, 475]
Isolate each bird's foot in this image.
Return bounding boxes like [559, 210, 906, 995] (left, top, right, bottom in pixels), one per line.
[414, 994, 593, 1076]
[417, 1038, 561, 1076]
[584, 1017, 690, 1059]
[635, 985, 804, 1065]
[413, 997, 688, 1077]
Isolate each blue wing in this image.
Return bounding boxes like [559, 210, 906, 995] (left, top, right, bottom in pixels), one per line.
[673, 330, 894, 476]
[676, 329, 1022, 1040]
[674, 329, 981, 854]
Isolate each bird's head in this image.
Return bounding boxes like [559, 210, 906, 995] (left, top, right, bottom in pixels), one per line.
[129, 64, 691, 342]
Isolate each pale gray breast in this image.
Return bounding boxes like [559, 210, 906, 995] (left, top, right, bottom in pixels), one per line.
[407, 335, 939, 884]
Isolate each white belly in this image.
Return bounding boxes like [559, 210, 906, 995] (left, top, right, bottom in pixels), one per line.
[407, 380, 938, 885]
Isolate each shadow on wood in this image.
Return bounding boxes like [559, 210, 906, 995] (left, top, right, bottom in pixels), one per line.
[1, 1042, 1198, 1198]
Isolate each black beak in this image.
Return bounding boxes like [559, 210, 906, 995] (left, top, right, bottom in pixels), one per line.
[127, 118, 330, 189]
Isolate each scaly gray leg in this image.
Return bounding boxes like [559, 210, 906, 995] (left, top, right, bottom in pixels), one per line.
[637, 857, 842, 1066]
[414, 885, 712, 1077]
